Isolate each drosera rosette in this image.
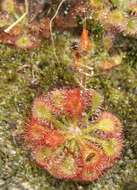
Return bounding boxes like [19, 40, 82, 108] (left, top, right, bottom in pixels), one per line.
[100, 9, 128, 32]
[23, 88, 124, 182]
[89, 0, 137, 38]
[15, 33, 40, 49]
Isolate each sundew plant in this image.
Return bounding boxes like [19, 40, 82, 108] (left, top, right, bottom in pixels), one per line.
[0, 0, 137, 190]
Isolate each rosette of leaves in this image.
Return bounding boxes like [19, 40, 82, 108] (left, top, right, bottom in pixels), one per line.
[90, 0, 137, 37]
[23, 88, 124, 181]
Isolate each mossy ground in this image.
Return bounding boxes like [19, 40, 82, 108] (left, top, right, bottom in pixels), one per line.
[0, 32, 137, 190]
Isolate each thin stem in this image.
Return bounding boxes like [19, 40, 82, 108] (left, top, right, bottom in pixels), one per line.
[49, 0, 67, 64]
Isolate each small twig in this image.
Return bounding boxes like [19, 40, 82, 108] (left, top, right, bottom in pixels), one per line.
[49, 0, 67, 64]
[4, 0, 29, 33]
